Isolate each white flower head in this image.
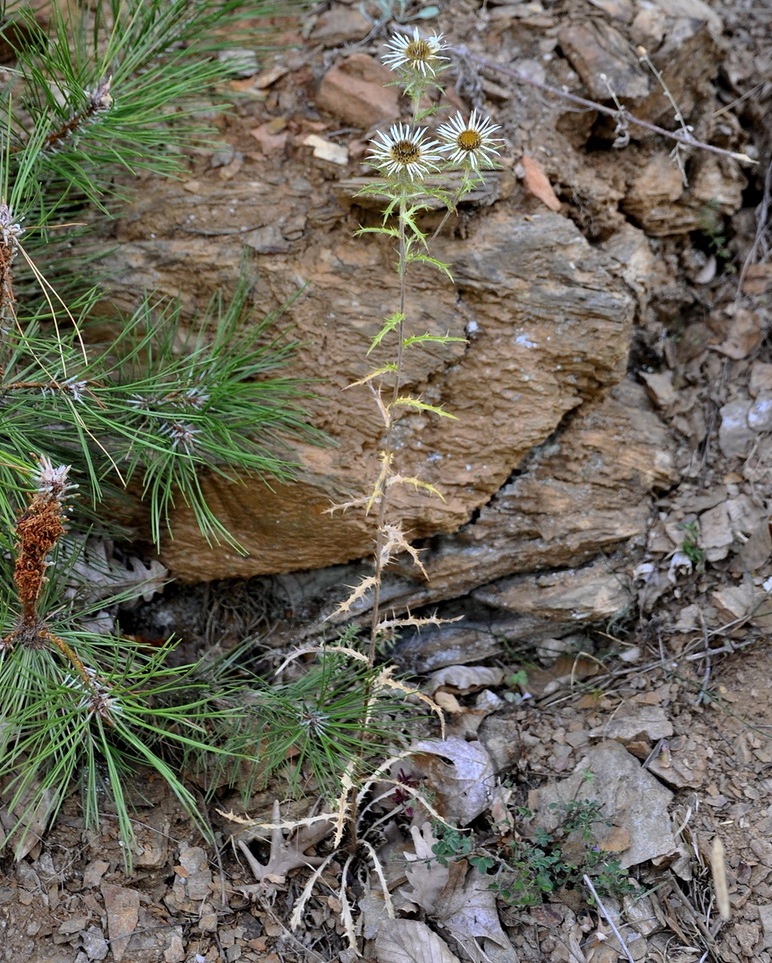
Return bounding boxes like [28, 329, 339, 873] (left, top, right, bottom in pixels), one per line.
[369, 123, 443, 181]
[381, 27, 448, 78]
[437, 109, 503, 170]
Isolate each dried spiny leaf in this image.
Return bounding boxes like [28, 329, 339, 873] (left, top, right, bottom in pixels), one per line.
[360, 838, 396, 919]
[365, 450, 394, 514]
[381, 522, 428, 579]
[323, 494, 369, 515]
[376, 614, 463, 633]
[346, 364, 398, 388]
[390, 473, 446, 501]
[339, 852, 358, 950]
[375, 665, 446, 739]
[372, 383, 391, 427]
[324, 575, 377, 619]
[218, 809, 338, 831]
[289, 850, 338, 931]
[360, 777, 452, 829]
[333, 766, 356, 847]
[273, 644, 369, 676]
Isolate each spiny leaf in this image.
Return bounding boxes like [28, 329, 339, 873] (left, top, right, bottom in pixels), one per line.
[355, 225, 401, 239]
[404, 253, 454, 281]
[368, 313, 405, 355]
[324, 575, 378, 618]
[375, 666, 446, 740]
[390, 396, 459, 419]
[380, 521, 428, 578]
[402, 334, 467, 348]
[390, 473, 445, 501]
[346, 364, 398, 387]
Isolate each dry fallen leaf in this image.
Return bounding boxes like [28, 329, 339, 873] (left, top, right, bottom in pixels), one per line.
[61, 536, 168, 607]
[402, 823, 451, 913]
[410, 737, 495, 825]
[405, 862, 512, 950]
[426, 665, 505, 695]
[0, 778, 59, 861]
[521, 154, 561, 211]
[374, 918, 461, 963]
[401, 824, 516, 960]
[233, 800, 334, 894]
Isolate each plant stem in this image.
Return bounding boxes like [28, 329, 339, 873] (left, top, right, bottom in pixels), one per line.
[368, 194, 409, 662]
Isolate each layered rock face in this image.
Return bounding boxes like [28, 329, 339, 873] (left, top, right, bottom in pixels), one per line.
[108, 189, 651, 583]
[99, 3, 750, 616]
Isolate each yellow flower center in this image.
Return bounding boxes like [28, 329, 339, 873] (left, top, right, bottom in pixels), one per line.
[405, 39, 432, 63]
[392, 140, 421, 165]
[458, 129, 483, 151]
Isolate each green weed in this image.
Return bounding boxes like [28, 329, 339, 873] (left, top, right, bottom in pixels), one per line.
[429, 798, 635, 909]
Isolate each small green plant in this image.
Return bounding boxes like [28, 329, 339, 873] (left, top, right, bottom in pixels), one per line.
[430, 820, 495, 874]
[554, 797, 604, 838]
[430, 798, 634, 909]
[496, 841, 565, 906]
[678, 519, 705, 570]
[698, 199, 735, 270]
[495, 798, 635, 907]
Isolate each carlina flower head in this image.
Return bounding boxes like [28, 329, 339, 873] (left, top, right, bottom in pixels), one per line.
[369, 123, 443, 181]
[437, 109, 503, 171]
[381, 26, 448, 78]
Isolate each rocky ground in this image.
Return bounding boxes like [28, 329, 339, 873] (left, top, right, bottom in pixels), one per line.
[1, 0, 772, 960]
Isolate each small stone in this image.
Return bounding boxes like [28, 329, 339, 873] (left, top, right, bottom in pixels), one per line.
[83, 860, 110, 888]
[590, 705, 673, 742]
[316, 54, 399, 128]
[718, 400, 754, 458]
[759, 904, 772, 949]
[749, 393, 772, 431]
[101, 883, 140, 963]
[58, 917, 90, 936]
[82, 925, 109, 961]
[217, 48, 259, 79]
[309, 7, 371, 46]
[749, 362, 772, 396]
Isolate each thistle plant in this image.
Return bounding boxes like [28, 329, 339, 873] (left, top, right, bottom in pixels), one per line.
[263, 24, 505, 895]
[223, 39, 502, 925]
[329, 27, 503, 656]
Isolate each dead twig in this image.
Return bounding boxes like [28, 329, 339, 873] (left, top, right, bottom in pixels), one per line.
[738, 153, 772, 292]
[582, 874, 636, 963]
[449, 46, 755, 167]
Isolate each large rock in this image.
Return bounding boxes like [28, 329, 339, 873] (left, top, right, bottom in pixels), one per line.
[105, 179, 638, 581]
[318, 376, 678, 627]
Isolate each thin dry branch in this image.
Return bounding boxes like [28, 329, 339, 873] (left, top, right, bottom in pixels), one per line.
[450, 46, 755, 166]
